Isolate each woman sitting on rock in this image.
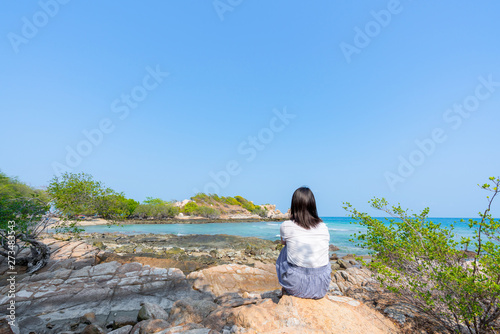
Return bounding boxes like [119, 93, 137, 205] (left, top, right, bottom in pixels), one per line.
[276, 187, 331, 299]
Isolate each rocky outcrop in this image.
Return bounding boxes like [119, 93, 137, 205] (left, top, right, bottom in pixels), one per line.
[187, 263, 280, 296]
[262, 205, 289, 219]
[81, 232, 281, 274]
[0, 236, 407, 334]
[227, 295, 397, 334]
[173, 199, 193, 208]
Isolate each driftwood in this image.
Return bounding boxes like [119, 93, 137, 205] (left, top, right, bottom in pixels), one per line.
[0, 213, 54, 274]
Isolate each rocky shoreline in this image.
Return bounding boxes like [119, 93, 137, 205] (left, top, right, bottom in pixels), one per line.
[114, 217, 288, 225]
[0, 232, 441, 333]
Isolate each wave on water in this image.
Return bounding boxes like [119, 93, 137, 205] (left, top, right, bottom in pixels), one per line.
[266, 223, 279, 226]
[328, 228, 350, 231]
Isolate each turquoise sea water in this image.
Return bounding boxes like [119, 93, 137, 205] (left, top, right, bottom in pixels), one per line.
[80, 217, 484, 256]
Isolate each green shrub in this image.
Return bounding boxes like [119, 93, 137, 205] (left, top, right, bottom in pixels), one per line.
[0, 171, 53, 273]
[223, 196, 240, 206]
[132, 202, 179, 219]
[344, 177, 500, 334]
[182, 202, 199, 215]
[195, 206, 220, 219]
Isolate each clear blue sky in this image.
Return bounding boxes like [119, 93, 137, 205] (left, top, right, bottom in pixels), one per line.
[1, 1, 499, 217]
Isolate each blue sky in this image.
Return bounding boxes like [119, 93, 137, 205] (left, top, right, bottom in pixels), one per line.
[1, 1, 499, 217]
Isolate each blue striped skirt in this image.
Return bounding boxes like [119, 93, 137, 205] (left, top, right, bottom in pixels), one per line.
[275, 245, 331, 299]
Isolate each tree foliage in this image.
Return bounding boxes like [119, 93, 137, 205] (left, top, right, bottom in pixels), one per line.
[0, 171, 52, 273]
[191, 193, 267, 217]
[344, 177, 500, 334]
[47, 172, 138, 227]
[131, 197, 180, 219]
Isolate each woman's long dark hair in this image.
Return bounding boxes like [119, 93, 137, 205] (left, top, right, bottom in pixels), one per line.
[290, 187, 322, 229]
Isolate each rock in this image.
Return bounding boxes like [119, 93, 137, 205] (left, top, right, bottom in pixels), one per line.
[227, 295, 397, 333]
[168, 298, 218, 326]
[93, 241, 106, 250]
[214, 293, 260, 308]
[155, 323, 215, 333]
[174, 199, 193, 208]
[130, 319, 170, 334]
[330, 253, 338, 260]
[138, 302, 169, 321]
[329, 244, 340, 251]
[0, 260, 200, 334]
[0, 317, 20, 334]
[337, 259, 349, 269]
[81, 324, 106, 334]
[384, 304, 416, 325]
[331, 262, 341, 271]
[80, 312, 97, 324]
[113, 315, 137, 329]
[187, 264, 280, 297]
[108, 325, 133, 334]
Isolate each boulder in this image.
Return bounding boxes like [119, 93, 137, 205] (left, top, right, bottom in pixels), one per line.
[130, 319, 170, 334]
[80, 312, 97, 324]
[168, 298, 218, 326]
[138, 302, 169, 321]
[108, 325, 133, 334]
[227, 295, 397, 333]
[329, 244, 340, 251]
[0, 260, 201, 333]
[187, 264, 280, 297]
[81, 324, 106, 334]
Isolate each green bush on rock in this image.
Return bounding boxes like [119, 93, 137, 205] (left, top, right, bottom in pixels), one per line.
[344, 177, 500, 334]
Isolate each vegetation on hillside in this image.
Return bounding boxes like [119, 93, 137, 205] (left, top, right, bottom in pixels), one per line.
[131, 197, 179, 219]
[46, 172, 268, 220]
[345, 177, 500, 334]
[190, 193, 268, 217]
[0, 170, 272, 273]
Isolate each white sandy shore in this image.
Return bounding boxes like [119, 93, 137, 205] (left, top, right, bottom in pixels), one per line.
[47, 217, 112, 228]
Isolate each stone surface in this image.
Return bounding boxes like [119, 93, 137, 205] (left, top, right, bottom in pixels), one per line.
[108, 325, 133, 334]
[138, 302, 170, 321]
[228, 295, 398, 334]
[168, 298, 218, 326]
[0, 235, 409, 334]
[187, 264, 280, 296]
[0, 258, 207, 333]
[80, 312, 97, 324]
[80, 324, 106, 334]
[130, 319, 171, 334]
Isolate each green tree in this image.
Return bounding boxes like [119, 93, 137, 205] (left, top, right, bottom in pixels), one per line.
[123, 198, 139, 217]
[47, 172, 103, 217]
[182, 202, 199, 215]
[0, 171, 52, 273]
[143, 197, 167, 206]
[47, 172, 138, 224]
[94, 190, 128, 219]
[131, 197, 179, 219]
[344, 177, 500, 334]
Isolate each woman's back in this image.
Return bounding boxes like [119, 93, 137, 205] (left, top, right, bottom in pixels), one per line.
[276, 187, 332, 299]
[280, 220, 330, 268]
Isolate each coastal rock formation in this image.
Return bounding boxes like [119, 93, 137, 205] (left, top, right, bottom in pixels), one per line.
[0, 236, 407, 334]
[262, 204, 289, 219]
[187, 263, 280, 296]
[227, 295, 397, 334]
[173, 199, 193, 208]
[0, 256, 209, 332]
[0, 236, 100, 276]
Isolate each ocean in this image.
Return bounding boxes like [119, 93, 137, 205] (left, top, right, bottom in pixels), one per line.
[80, 217, 485, 256]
